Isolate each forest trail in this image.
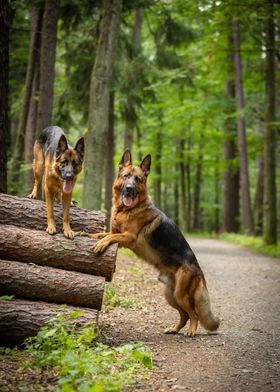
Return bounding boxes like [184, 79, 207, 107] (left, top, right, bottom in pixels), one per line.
[102, 238, 280, 392]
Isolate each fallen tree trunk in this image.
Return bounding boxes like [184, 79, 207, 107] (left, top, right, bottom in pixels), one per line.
[0, 299, 98, 347]
[0, 260, 105, 310]
[0, 225, 117, 281]
[0, 193, 105, 233]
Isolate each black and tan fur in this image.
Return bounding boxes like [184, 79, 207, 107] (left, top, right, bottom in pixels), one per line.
[89, 150, 219, 337]
[28, 126, 84, 239]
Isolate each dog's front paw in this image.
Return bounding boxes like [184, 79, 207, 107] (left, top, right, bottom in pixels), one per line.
[186, 328, 196, 338]
[28, 191, 37, 199]
[64, 228, 75, 239]
[46, 225, 56, 235]
[93, 240, 108, 255]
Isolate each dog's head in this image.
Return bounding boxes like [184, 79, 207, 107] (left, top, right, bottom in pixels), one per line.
[56, 135, 84, 194]
[114, 150, 151, 209]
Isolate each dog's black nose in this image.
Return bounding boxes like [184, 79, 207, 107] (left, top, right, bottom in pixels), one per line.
[66, 172, 74, 181]
[125, 184, 134, 192]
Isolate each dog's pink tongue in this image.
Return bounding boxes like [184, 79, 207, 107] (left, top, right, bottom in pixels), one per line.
[63, 181, 72, 194]
[123, 196, 133, 207]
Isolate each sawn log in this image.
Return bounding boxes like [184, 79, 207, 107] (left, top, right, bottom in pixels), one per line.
[0, 299, 98, 346]
[0, 259, 105, 310]
[0, 193, 105, 233]
[0, 225, 117, 281]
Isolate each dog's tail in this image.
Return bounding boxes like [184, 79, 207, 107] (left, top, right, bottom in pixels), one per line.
[194, 278, 220, 332]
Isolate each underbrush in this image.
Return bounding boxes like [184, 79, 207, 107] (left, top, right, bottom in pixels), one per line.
[1, 308, 152, 392]
[220, 233, 280, 259]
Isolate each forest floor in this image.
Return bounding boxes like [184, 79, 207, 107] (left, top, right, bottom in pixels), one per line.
[101, 238, 280, 391]
[1, 237, 280, 391]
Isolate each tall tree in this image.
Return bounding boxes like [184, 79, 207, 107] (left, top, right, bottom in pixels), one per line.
[223, 31, 240, 232]
[83, 0, 122, 210]
[36, 0, 60, 136]
[263, 0, 277, 245]
[123, 7, 143, 152]
[0, 0, 10, 193]
[105, 91, 115, 229]
[11, 6, 43, 193]
[232, 17, 254, 234]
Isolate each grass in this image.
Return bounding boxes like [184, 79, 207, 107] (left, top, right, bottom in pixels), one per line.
[1, 308, 152, 392]
[103, 283, 138, 309]
[219, 233, 280, 259]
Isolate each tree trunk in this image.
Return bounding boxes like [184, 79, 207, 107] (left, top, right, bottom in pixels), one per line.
[154, 126, 162, 209]
[83, 0, 122, 210]
[186, 132, 192, 232]
[11, 7, 43, 192]
[254, 158, 264, 236]
[24, 8, 43, 194]
[36, 0, 60, 136]
[223, 72, 240, 232]
[105, 91, 115, 229]
[0, 225, 117, 281]
[179, 139, 187, 232]
[232, 17, 254, 234]
[0, 259, 105, 310]
[0, 193, 105, 233]
[263, 0, 277, 245]
[0, 0, 10, 194]
[123, 7, 143, 152]
[193, 155, 203, 231]
[0, 299, 98, 347]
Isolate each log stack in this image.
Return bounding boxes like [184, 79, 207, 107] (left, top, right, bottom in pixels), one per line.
[0, 193, 118, 346]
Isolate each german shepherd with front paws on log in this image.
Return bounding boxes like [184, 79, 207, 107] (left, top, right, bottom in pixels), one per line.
[89, 150, 219, 337]
[28, 126, 84, 239]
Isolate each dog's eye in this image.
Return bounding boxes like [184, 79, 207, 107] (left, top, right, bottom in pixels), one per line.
[72, 160, 77, 167]
[61, 160, 68, 165]
[135, 176, 142, 183]
[123, 173, 131, 179]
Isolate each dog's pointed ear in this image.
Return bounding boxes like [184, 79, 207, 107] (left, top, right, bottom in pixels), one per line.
[74, 137, 85, 161]
[56, 135, 68, 158]
[140, 154, 151, 176]
[119, 150, 132, 170]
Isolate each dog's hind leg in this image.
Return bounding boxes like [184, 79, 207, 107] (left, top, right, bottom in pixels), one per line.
[163, 282, 189, 334]
[173, 267, 199, 337]
[28, 142, 44, 199]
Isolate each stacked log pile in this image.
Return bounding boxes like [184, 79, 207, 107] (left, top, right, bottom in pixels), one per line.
[0, 194, 118, 346]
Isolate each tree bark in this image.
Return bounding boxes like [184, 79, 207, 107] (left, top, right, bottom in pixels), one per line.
[186, 134, 192, 232]
[0, 260, 105, 310]
[193, 155, 203, 231]
[0, 0, 10, 194]
[0, 225, 117, 281]
[223, 74, 240, 233]
[0, 299, 98, 347]
[0, 193, 105, 233]
[11, 7, 43, 192]
[263, 0, 277, 245]
[179, 138, 187, 232]
[254, 158, 264, 236]
[36, 0, 60, 136]
[24, 8, 43, 194]
[83, 0, 122, 210]
[105, 91, 115, 229]
[123, 7, 143, 152]
[154, 128, 162, 209]
[232, 17, 254, 234]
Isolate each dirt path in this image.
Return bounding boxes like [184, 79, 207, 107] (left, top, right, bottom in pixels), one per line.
[101, 238, 280, 392]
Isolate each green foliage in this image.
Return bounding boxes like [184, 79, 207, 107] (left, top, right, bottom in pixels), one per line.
[0, 295, 15, 300]
[104, 283, 138, 309]
[220, 233, 280, 259]
[21, 309, 152, 391]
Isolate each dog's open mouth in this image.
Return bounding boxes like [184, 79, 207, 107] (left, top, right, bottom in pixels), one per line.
[63, 180, 73, 194]
[122, 196, 133, 207]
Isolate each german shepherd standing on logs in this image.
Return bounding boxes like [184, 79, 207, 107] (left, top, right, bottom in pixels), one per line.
[89, 150, 219, 337]
[28, 126, 84, 239]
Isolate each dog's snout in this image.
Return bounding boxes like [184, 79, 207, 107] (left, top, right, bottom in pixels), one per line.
[66, 172, 74, 181]
[125, 184, 134, 191]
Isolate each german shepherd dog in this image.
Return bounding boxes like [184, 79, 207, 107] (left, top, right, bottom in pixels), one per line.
[28, 126, 84, 239]
[89, 150, 219, 337]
